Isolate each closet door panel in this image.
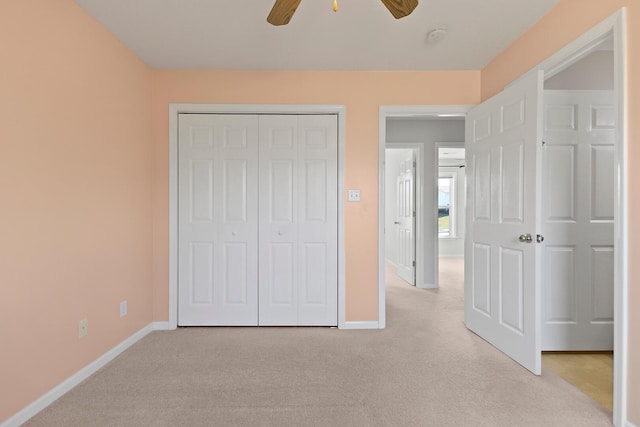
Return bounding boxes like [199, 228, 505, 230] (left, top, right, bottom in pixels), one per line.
[297, 115, 338, 325]
[259, 115, 299, 325]
[178, 114, 258, 326]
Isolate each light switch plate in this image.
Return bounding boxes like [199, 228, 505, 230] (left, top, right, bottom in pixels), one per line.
[348, 189, 361, 202]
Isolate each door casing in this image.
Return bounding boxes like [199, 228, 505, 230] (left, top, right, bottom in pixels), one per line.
[168, 104, 347, 329]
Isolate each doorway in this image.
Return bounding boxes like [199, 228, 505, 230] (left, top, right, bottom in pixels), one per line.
[383, 116, 466, 294]
[436, 145, 466, 289]
[169, 104, 348, 329]
[378, 11, 627, 425]
[459, 13, 626, 425]
[540, 33, 615, 411]
[384, 147, 417, 286]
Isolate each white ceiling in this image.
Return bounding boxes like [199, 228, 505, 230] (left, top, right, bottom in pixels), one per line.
[74, 0, 560, 70]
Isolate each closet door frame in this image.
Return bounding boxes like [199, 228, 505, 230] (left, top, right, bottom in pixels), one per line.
[168, 104, 346, 330]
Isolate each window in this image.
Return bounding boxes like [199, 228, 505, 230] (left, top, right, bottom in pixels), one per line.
[438, 175, 455, 238]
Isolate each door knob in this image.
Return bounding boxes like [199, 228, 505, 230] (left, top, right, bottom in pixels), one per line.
[518, 234, 533, 243]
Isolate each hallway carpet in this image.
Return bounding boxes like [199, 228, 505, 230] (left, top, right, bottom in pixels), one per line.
[26, 259, 611, 426]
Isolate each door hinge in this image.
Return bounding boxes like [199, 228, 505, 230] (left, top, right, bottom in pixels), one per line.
[542, 140, 546, 146]
[412, 260, 416, 267]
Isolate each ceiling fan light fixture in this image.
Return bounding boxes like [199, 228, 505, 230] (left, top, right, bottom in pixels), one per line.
[267, 0, 418, 26]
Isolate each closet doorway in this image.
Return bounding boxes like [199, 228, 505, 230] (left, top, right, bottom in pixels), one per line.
[174, 110, 341, 327]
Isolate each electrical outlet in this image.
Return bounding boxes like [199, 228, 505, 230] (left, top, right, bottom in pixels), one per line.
[78, 319, 88, 338]
[120, 300, 127, 318]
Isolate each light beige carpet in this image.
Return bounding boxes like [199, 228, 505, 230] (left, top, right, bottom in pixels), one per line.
[26, 258, 611, 426]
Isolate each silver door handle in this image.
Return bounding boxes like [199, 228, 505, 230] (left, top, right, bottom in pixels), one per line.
[518, 234, 533, 243]
[394, 221, 400, 225]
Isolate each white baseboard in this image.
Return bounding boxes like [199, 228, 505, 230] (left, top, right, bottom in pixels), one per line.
[417, 283, 438, 289]
[626, 420, 639, 427]
[340, 321, 380, 330]
[438, 255, 464, 259]
[1, 324, 154, 427]
[152, 321, 170, 330]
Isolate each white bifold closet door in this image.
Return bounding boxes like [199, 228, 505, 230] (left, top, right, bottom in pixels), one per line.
[258, 115, 338, 326]
[178, 113, 337, 327]
[178, 114, 259, 326]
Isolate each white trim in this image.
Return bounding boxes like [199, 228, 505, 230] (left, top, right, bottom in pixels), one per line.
[378, 106, 472, 329]
[626, 421, 639, 427]
[378, 115, 386, 329]
[417, 283, 438, 290]
[613, 10, 628, 427]
[0, 324, 153, 427]
[384, 258, 398, 268]
[168, 104, 348, 330]
[384, 143, 424, 291]
[152, 321, 170, 331]
[168, 105, 178, 330]
[341, 321, 380, 330]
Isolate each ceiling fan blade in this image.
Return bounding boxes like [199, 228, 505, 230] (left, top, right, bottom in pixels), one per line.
[267, 0, 303, 26]
[380, 0, 419, 19]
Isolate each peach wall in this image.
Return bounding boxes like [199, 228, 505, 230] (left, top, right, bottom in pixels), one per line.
[481, 1, 639, 423]
[150, 70, 481, 322]
[0, 0, 152, 423]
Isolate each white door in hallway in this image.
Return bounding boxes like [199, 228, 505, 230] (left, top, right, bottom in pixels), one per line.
[259, 115, 338, 325]
[465, 70, 543, 375]
[178, 114, 259, 326]
[396, 153, 415, 285]
[542, 90, 614, 350]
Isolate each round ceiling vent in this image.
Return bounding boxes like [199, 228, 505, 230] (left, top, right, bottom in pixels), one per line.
[427, 28, 447, 43]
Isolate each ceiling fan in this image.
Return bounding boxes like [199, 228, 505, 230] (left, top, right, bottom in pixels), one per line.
[267, 0, 419, 26]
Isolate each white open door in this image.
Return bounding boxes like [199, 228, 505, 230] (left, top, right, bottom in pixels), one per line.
[396, 153, 415, 285]
[464, 70, 543, 375]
